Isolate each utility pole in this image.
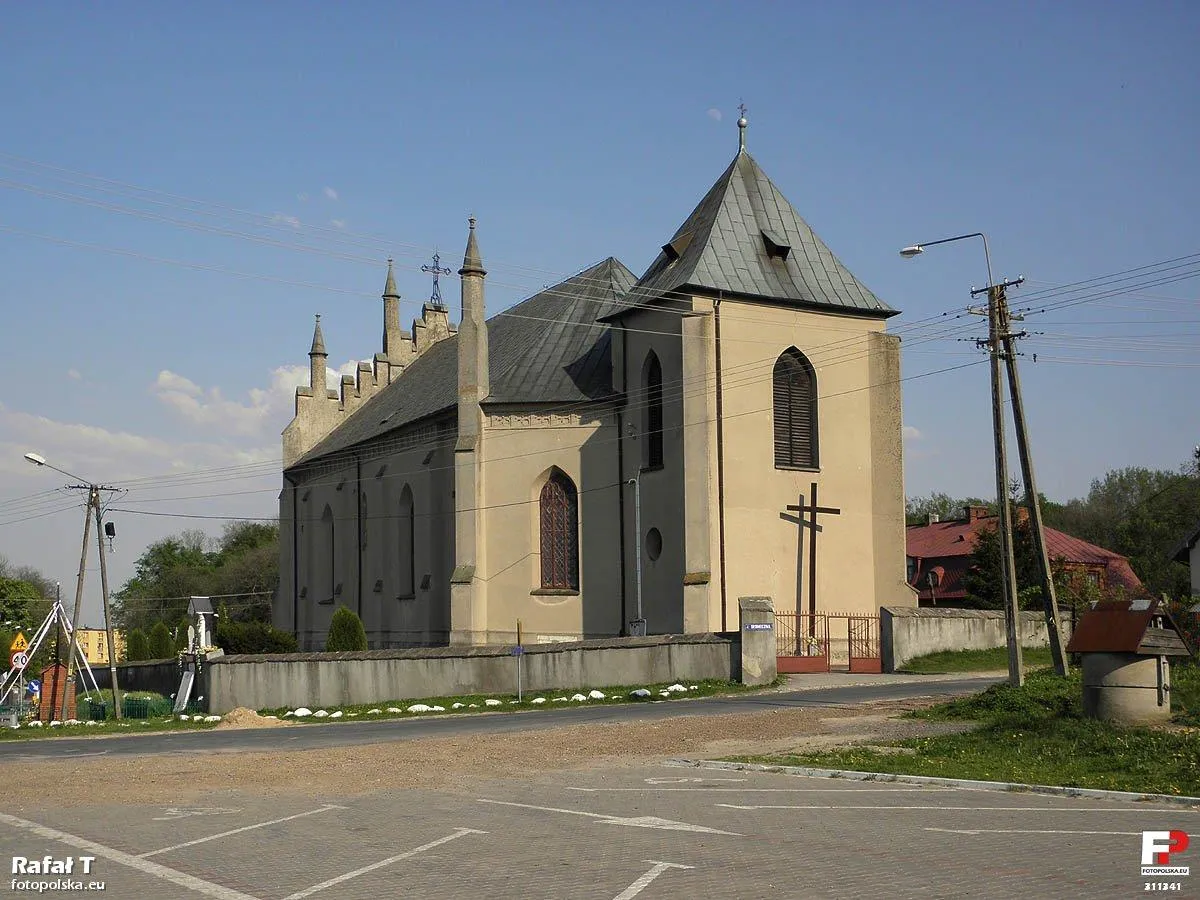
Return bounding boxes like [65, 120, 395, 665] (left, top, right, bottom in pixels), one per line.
[94, 496, 121, 719]
[974, 278, 1024, 686]
[996, 284, 1070, 676]
[60, 491, 95, 721]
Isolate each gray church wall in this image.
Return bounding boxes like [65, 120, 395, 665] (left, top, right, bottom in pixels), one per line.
[201, 633, 737, 714]
[618, 306, 687, 635]
[274, 483, 298, 634]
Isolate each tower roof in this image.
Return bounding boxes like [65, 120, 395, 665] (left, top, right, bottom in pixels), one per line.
[309, 314, 327, 356]
[459, 216, 486, 277]
[382, 258, 399, 299]
[625, 143, 897, 318]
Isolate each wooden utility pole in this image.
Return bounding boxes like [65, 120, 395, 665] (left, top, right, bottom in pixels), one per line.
[60, 491, 94, 721]
[981, 281, 1023, 686]
[997, 286, 1070, 676]
[94, 497, 121, 719]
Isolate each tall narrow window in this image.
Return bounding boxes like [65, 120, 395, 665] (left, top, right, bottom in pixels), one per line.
[399, 485, 415, 598]
[539, 470, 579, 590]
[773, 348, 818, 469]
[643, 351, 664, 469]
[321, 504, 336, 601]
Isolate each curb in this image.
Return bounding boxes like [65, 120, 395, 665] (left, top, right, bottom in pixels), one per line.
[665, 758, 1200, 808]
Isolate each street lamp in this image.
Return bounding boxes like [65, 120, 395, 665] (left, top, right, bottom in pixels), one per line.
[23, 452, 122, 718]
[899, 232, 1023, 686]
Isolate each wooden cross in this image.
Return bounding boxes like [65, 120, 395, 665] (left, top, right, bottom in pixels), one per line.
[783, 482, 841, 623]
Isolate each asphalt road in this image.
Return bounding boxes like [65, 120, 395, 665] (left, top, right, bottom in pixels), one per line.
[0, 676, 999, 760]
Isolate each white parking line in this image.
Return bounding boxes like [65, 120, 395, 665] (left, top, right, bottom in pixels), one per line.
[0, 810, 260, 900]
[569, 787, 959, 793]
[612, 861, 693, 899]
[279, 827, 486, 900]
[478, 799, 740, 835]
[140, 805, 347, 858]
[718, 804, 1197, 812]
[926, 827, 1140, 836]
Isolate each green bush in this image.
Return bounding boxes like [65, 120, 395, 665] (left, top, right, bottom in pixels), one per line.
[126, 628, 150, 662]
[148, 621, 173, 659]
[174, 617, 190, 652]
[214, 620, 298, 655]
[325, 606, 367, 652]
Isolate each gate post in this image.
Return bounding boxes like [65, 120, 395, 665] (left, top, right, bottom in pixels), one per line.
[738, 597, 777, 686]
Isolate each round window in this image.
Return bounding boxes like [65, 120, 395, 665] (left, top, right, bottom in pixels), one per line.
[645, 527, 663, 561]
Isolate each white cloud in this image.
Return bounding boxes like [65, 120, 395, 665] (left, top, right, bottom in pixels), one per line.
[153, 360, 363, 440]
[330, 219, 347, 230]
[323, 186, 339, 201]
[903, 425, 923, 441]
[707, 108, 723, 122]
[271, 213, 302, 229]
[67, 369, 82, 381]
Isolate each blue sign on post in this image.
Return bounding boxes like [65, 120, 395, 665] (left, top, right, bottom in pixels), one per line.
[744, 623, 773, 631]
[512, 646, 524, 656]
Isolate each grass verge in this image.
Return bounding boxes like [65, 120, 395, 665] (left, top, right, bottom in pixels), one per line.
[898, 646, 1053, 674]
[728, 667, 1200, 796]
[258, 677, 775, 722]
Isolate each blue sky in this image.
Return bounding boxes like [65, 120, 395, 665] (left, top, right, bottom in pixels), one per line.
[1, 2, 1197, 623]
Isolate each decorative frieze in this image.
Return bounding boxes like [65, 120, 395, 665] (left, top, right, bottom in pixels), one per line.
[486, 412, 603, 429]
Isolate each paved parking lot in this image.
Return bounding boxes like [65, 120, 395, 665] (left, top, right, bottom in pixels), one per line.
[2, 762, 1196, 899]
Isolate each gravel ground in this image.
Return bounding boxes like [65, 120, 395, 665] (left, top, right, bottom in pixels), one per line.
[0, 698, 964, 810]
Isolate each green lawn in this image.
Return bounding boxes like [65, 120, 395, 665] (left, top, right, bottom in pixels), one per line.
[899, 645, 1054, 674]
[731, 666, 1200, 796]
[258, 677, 773, 722]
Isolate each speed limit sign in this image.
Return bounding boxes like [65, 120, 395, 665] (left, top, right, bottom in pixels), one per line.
[9, 651, 28, 670]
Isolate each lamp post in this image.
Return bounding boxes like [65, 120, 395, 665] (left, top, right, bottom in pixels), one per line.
[23, 453, 123, 718]
[900, 234, 1024, 686]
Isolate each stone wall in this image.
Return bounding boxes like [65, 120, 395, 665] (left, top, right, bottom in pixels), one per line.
[881, 607, 1076, 672]
[201, 633, 738, 714]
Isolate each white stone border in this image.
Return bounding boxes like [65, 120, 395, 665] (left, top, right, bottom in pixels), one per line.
[665, 758, 1200, 808]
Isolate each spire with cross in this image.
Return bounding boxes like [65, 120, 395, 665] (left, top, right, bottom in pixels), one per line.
[422, 251, 451, 309]
[737, 100, 748, 151]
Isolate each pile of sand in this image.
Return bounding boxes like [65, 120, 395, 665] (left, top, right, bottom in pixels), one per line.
[214, 707, 289, 730]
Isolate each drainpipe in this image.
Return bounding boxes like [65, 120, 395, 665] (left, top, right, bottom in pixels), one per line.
[714, 292, 729, 632]
[616, 407, 629, 636]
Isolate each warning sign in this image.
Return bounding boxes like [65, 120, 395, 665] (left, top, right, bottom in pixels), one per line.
[9, 632, 28, 654]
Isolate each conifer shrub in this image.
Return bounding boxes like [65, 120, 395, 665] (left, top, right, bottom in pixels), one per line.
[148, 621, 174, 659]
[325, 606, 367, 652]
[126, 628, 150, 662]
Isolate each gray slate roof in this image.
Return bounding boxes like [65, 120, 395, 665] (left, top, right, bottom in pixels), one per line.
[619, 149, 897, 317]
[291, 257, 636, 470]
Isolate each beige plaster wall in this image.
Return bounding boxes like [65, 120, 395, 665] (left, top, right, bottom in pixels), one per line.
[477, 409, 624, 643]
[714, 298, 905, 618]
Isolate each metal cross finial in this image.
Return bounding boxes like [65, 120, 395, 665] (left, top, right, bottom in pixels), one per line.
[737, 100, 748, 150]
[738, 100, 747, 119]
[422, 251, 451, 309]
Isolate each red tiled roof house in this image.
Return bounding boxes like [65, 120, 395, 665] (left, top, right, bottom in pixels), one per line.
[906, 505, 1144, 606]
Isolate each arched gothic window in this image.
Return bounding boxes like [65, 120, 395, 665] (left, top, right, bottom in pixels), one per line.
[773, 348, 818, 469]
[539, 471, 579, 590]
[643, 351, 664, 469]
[399, 485, 415, 598]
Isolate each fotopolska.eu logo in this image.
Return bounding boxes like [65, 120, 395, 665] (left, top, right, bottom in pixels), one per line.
[1141, 831, 1190, 877]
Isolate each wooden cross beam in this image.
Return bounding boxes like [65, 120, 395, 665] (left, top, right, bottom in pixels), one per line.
[784, 482, 841, 622]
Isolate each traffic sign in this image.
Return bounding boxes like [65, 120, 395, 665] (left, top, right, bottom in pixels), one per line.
[9, 632, 28, 653]
[9, 651, 28, 670]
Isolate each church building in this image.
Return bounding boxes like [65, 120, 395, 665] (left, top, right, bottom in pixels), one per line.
[274, 118, 914, 650]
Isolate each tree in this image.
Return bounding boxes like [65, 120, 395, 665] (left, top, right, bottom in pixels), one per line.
[325, 606, 367, 652]
[214, 619, 298, 654]
[148, 621, 173, 659]
[962, 516, 1068, 610]
[0, 577, 41, 630]
[113, 523, 280, 632]
[126, 628, 150, 662]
